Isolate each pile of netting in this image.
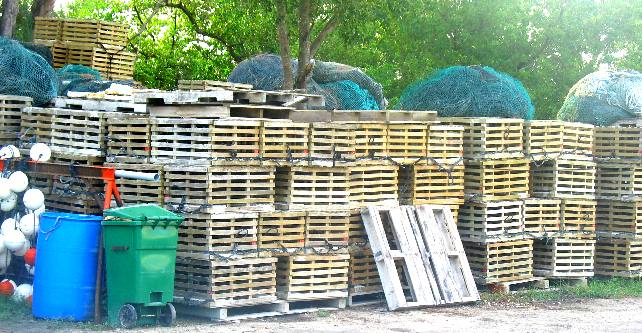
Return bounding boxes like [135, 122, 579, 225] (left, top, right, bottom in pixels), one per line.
[557, 70, 642, 125]
[227, 54, 385, 110]
[0, 37, 58, 106]
[396, 65, 535, 119]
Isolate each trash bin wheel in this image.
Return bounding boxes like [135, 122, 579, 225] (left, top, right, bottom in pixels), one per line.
[160, 303, 176, 327]
[118, 304, 138, 329]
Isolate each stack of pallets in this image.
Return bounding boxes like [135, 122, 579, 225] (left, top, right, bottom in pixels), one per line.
[594, 125, 642, 278]
[442, 118, 535, 289]
[33, 17, 135, 80]
[527, 120, 596, 282]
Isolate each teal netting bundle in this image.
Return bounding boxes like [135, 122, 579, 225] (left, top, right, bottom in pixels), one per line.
[315, 80, 379, 110]
[57, 65, 102, 95]
[227, 54, 384, 110]
[396, 66, 535, 119]
[0, 37, 58, 106]
[558, 70, 642, 125]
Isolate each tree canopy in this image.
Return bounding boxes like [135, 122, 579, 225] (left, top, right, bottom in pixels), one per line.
[46, 0, 642, 118]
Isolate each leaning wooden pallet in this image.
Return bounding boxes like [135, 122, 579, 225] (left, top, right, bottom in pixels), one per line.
[361, 205, 478, 310]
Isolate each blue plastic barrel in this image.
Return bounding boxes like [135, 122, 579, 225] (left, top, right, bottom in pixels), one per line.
[33, 212, 103, 321]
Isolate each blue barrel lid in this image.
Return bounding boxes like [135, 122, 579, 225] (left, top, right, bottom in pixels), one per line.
[40, 212, 103, 221]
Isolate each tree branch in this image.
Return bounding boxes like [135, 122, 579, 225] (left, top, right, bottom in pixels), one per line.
[310, 13, 341, 58]
[295, 0, 312, 89]
[276, 0, 293, 90]
[162, 1, 243, 62]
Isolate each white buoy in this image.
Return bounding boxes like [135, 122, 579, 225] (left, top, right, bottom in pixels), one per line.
[0, 218, 17, 235]
[25, 264, 34, 276]
[0, 178, 11, 200]
[0, 234, 5, 253]
[8, 172, 28, 193]
[29, 143, 52, 162]
[18, 214, 39, 238]
[0, 145, 20, 160]
[3, 229, 25, 252]
[33, 205, 46, 217]
[23, 189, 44, 211]
[12, 284, 32, 301]
[12, 239, 30, 256]
[0, 192, 17, 212]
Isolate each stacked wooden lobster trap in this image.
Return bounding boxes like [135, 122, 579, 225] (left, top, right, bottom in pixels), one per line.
[13, 76, 642, 316]
[34, 17, 135, 80]
[436, 118, 599, 291]
[593, 125, 642, 278]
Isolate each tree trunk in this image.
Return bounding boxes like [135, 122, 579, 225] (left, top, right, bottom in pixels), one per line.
[31, 0, 55, 18]
[294, 0, 312, 90]
[0, 0, 19, 37]
[275, 0, 293, 90]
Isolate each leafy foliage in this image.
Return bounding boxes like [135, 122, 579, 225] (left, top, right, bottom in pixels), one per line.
[57, 0, 642, 118]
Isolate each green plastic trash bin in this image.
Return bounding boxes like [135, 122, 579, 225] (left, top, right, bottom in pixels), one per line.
[102, 204, 183, 328]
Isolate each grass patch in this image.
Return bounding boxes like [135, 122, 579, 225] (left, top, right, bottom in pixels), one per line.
[482, 277, 642, 303]
[0, 296, 31, 322]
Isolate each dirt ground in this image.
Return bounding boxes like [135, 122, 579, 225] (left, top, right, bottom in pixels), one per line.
[2, 297, 642, 333]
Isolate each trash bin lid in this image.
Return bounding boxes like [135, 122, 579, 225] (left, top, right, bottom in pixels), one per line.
[103, 204, 184, 222]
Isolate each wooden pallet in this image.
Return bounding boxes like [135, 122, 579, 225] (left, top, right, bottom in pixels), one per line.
[305, 210, 350, 250]
[426, 124, 464, 160]
[260, 121, 309, 164]
[464, 158, 529, 201]
[482, 277, 549, 294]
[49, 108, 108, 157]
[106, 114, 150, 163]
[46, 195, 103, 215]
[595, 161, 642, 198]
[524, 120, 563, 161]
[595, 238, 642, 278]
[174, 256, 278, 308]
[104, 163, 163, 205]
[274, 166, 349, 211]
[276, 254, 350, 301]
[398, 158, 464, 204]
[257, 211, 306, 255]
[348, 250, 383, 297]
[150, 118, 261, 165]
[386, 121, 429, 164]
[54, 97, 146, 113]
[178, 80, 253, 91]
[135, 90, 235, 105]
[164, 165, 275, 212]
[343, 122, 388, 161]
[440, 117, 524, 159]
[308, 123, 356, 166]
[348, 164, 398, 208]
[464, 239, 533, 284]
[177, 212, 258, 258]
[0, 95, 31, 145]
[596, 199, 642, 239]
[174, 297, 345, 321]
[177, 81, 325, 109]
[533, 238, 595, 278]
[458, 201, 524, 242]
[522, 198, 561, 238]
[18, 107, 53, 149]
[530, 158, 596, 199]
[560, 199, 596, 238]
[289, 110, 437, 123]
[561, 121, 594, 159]
[361, 205, 479, 310]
